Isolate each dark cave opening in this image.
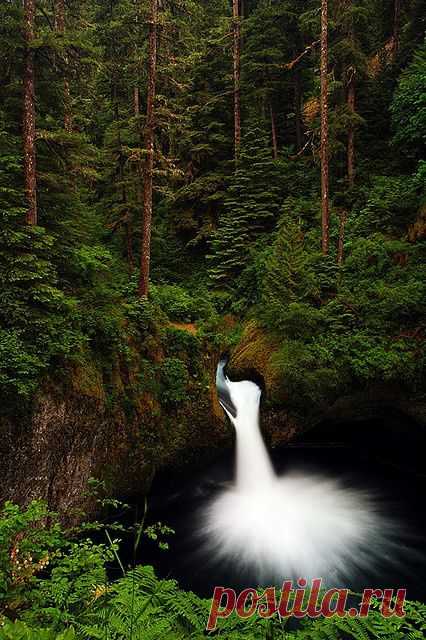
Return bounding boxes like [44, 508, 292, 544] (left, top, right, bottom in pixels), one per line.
[293, 406, 426, 474]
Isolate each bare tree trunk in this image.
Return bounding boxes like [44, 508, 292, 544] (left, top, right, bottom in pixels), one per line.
[133, 86, 140, 116]
[337, 209, 347, 265]
[294, 68, 303, 151]
[133, 0, 141, 120]
[347, 73, 355, 188]
[320, 0, 329, 255]
[344, 0, 355, 187]
[132, 0, 143, 274]
[23, 0, 37, 225]
[138, 0, 158, 297]
[270, 104, 278, 159]
[54, 0, 72, 132]
[134, 83, 143, 193]
[128, 85, 141, 274]
[233, 0, 241, 161]
[393, 0, 401, 56]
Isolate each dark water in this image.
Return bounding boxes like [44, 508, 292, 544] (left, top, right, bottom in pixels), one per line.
[119, 415, 426, 601]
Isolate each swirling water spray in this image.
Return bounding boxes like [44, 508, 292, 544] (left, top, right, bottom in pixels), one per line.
[200, 357, 403, 585]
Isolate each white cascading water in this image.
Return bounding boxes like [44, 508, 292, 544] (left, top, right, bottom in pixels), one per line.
[200, 358, 402, 585]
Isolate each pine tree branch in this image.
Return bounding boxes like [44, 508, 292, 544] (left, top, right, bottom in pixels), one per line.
[275, 40, 320, 71]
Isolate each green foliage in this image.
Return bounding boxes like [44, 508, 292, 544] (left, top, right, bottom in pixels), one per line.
[162, 327, 201, 362]
[159, 357, 190, 406]
[0, 501, 113, 630]
[391, 40, 426, 160]
[259, 230, 426, 406]
[257, 180, 425, 408]
[0, 621, 75, 640]
[209, 128, 282, 287]
[351, 174, 421, 235]
[0, 501, 62, 603]
[0, 208, 83, 400]
[76, 565, 207, 639]
[260, 216, 320, 332]
[151, 284, 196, 321]
[1, 0, 425, 411]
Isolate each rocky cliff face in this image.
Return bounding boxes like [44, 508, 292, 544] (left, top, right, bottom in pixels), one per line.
[0, 387, 131, 521]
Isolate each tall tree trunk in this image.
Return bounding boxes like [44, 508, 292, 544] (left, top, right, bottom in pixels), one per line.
[347, 72, 355, 188]
[133, 0, 141, 119]
[23, 0, 37, 225]
[129, 85, 141, 274]
[393, 0, 401, 56]
[132, 0, 142, 274]
[270, 104, 278, 159]
[233, 0, 241, 161]
[320, 0, 329, 255]
[294, 68, 303, 151]
[344, 0, 355, 187]
[113, 81, 134, 274]
[54, 0, 72, 132]
[133, 86, 140, 116]
[138, 0, 158, 297]
[134, 83, 143, 193]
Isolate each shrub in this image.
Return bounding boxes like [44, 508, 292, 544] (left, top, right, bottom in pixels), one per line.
[162, 327, 201, 362]
[0, 621, 75, 639]
[159, 357, 189, 405]
[150, 284, 195, 321]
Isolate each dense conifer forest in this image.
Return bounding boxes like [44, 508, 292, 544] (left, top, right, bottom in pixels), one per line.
[0, 0, 425, 637]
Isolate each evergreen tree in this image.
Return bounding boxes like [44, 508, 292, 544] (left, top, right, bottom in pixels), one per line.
[138, 0, 159, 297]
[23, 0, 37, 225]
[232, 0, 241, 160]
[260, 215, 316, 331]
[320, 0, 329, 254]
[208, 127, 281, 286]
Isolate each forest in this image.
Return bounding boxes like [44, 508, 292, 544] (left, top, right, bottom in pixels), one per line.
[0, 0, 425, 637]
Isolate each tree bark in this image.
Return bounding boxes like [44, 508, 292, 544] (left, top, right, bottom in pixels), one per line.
[233, 0, 241, 161]
[128, 86, 141, 274]
[347, 72, 355, 188]
[320, 0, 329, 255]
[294, 68, 303, 152]
[133, 86, 140, 116]
[54, 0, 72, 132]
[132, 0, 142, 274]
[270, 104, 278, 159]
[393, 0, 401, 56]
[345, 0, 355, 187]
[23, 0, 37, 225]
[138, 0, 158, 297]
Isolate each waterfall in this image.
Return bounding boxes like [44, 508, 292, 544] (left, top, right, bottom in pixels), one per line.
[216, 357, 274, 489]
[200, 358, 405, 586]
